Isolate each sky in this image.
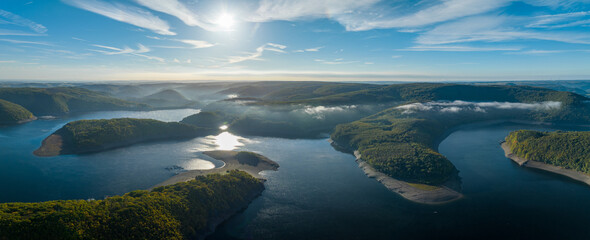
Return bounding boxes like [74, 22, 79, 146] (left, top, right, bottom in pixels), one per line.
[0, 0, 590, 82]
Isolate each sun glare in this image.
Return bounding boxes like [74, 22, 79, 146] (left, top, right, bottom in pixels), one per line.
[216, 13, 235, 30]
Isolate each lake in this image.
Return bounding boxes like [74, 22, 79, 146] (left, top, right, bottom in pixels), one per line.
[210, 122, 590, 240]
[2, 111, 590, 239]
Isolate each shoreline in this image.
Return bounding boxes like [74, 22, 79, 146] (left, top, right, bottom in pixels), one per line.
[501, 142, 590, 186]
[150, 150, 279, 189]
[353, 150, 463, 205]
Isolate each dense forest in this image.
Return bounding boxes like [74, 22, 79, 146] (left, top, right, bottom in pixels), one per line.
[251, 83, 587, 106]
[0, 87, 148, 115]
[35, 118, 213, 156]
[0, 99, 35, 124]
[0, 171, 264, 240]
[506, 130, 590, 174]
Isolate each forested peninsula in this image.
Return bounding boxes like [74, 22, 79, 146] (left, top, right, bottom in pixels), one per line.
[0, 171, 264, 240]
[34, 118, 212, 157]
[503, 130, 590, 185]
[328, 84, 590, 203]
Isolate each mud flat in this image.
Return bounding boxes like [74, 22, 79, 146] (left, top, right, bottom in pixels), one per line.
[151, 150, 279, 189]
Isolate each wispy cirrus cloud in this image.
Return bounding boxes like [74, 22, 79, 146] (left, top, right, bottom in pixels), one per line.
[90, 43, 164, 62]
[294, 46, 323, 53]
[338, 0, 511, 31]
[526, 11, 590, 29]
[314, 58, 358, 65]
[249, 0, 379, 22]
[177, 39, 217, 49]
[133, 0, 218, 31]
[415, 15, 590, 45]
[0, 38, 52, 46]
[63, 0, 175, 35]
[401, 45, 522, 52]
[0, 29, 45, 36]
[0, 9, 47, 34]
[228, 43, 286, 64]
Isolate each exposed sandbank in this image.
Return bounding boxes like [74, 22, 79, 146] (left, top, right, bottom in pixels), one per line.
[151, 150, 279, 189]
[33, 133, 63, 157]
[354, 150, 463, 205]
[502, 142, 590, 186]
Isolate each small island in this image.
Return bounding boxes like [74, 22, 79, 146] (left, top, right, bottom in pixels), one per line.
[0, 99, 36, 125]
[502, 130, 590, 185]
[152, 150, 279, 188]
[34, 118, 211, 157]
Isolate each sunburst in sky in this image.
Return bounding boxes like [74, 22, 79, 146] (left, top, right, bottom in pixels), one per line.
[1, 0, 590, 81]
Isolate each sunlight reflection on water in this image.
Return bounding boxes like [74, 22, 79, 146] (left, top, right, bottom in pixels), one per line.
[183, 159, 215, 170]
[188, 132, 251, 152]
[215, 132, 245, 150]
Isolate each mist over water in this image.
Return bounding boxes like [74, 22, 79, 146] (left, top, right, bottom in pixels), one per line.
[396, 100, 563, 114]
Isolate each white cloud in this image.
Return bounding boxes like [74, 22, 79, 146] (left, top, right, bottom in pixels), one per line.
[177, 39, 217, 49]
[0, 38, 51, 46]
[249, 0, 379, 22]
[314, 58, 358, 65]
[293, 46, 323, 53]
[402, 45, 522, 52]
[0, 29, 45, 36]
[133, 0, 218, 31]
[416, 15, 590, 45]
[396, 100, 563, 114]
[305, 46, 323, 52]
[228, 43, 287, 64]
[338, 0, 511, 31]
[64, 0, 175, 35]
[527, 11, 590, 29]
[90, 44, 163, 62]
[0, 9, 47, 34]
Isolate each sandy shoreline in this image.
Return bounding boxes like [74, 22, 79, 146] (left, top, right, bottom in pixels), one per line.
[150, 150, 279, 189]
[353, 150, 463, 204]
[501, 142, 590, 186]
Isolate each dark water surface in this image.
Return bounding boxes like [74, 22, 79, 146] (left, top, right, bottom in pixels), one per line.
[210, 123, 590, 240]
[2, 113, 590, 239]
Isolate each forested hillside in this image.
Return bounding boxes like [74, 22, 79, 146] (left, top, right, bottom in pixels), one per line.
[506, 130, 590, 174]
[0, 99, 35, 124]
[0, 171, 264, 240]
[0, 87, 148, 115]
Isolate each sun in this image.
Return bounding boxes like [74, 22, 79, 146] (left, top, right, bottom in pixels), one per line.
[215, 13, 235, 30]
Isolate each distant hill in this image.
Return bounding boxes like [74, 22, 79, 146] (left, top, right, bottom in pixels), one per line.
[218, 81, 381, 101]
[134, 89, 198, 109]
[34, 118, 213, 156]
[0, 87, 149, 116]
[180, 111, 226, 129]
[281, 83, 588, 105]
[0, 99, 36, 125]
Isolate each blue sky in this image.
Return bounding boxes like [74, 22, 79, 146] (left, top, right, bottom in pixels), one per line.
[1, 0, 590, 81]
